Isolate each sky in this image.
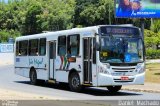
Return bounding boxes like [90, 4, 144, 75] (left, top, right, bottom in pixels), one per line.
[0, 0, 8, 3]
[4, 0, 8, 3]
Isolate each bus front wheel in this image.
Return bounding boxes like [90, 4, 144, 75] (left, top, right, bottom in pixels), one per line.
[69, 72, 82, 92]
[107, 86, 122, 93]
[30, 69, 37, 85]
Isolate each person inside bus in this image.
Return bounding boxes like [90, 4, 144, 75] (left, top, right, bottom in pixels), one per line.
[59, 46, 66, 56]
[70, 45, 78, 56]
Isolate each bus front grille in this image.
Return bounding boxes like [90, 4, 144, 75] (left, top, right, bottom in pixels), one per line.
[113, 78, 134, 83]
[112, 67, 136, 72]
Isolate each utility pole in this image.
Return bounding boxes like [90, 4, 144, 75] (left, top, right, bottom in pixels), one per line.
[109, 4, 111, 25]
[140, 18, 145, 40]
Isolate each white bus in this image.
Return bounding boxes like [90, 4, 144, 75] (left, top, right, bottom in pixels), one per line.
[14, 25, 145, 92]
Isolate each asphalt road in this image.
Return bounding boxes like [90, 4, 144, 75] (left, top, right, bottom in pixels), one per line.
[0, 65, 160, 101]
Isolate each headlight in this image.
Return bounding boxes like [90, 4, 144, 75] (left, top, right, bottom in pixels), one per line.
[105, 63, 110, 75]
[106, 63, 110, 69]
[98, 63, 110, 75]
[136, 63, 145, 73]
[104, 70, 110, 74]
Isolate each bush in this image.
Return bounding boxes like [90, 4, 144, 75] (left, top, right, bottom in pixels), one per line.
[146, 49, 160, 59]
[0, 29, 21, 43]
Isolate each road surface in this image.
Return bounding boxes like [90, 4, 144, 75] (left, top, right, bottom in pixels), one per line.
[0, 65, 160, 101]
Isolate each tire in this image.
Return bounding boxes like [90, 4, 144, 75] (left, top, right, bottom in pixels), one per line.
[30, 69, 38, 85]
[107, 86, 122, 93]
[69, 72, 82, 92]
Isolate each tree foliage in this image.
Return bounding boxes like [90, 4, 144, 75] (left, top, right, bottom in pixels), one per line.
[0, 0, 159, 45]
[151, 19, 160, 33]
[0, 0, 76, 36]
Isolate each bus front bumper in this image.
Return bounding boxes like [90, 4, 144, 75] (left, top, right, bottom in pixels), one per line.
[97, 72, 145, 86]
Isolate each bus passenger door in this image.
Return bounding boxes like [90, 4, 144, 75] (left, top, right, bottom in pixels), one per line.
[83, 38, 92, 84]
[49, 41, 56, 79]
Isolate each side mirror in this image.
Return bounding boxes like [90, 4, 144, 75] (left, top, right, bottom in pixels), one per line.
[96, 42, 100, 51]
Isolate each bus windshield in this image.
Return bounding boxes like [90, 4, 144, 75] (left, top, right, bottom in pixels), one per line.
[100, 36, 144, 63]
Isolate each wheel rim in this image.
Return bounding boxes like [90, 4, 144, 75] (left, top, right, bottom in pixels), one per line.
[71, 76, 80, 88]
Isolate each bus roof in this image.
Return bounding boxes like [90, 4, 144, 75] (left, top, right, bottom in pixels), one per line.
[15, 25, 140, 41]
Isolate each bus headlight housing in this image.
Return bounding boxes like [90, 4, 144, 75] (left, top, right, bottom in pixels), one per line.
[105, 63, 110, 75]
[136, 63, 145, 73]
[106, 63, 110, 69]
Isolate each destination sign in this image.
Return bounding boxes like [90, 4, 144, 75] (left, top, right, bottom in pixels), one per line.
[106, 28, 133, 34]
[100, 26, 140, 36]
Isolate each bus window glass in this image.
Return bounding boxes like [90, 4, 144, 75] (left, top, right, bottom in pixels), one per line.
[16, 42, 19, 56]
[58, 36, 66, 56]
[93, 38, 96, 64]
[19, 40, 28, 56]
[138, 39, 143, 61]
[68, 35, 80, 56]
[29, 39, 38, 56]
[39, 38, 46, 56]
[99, 26, 144, 63]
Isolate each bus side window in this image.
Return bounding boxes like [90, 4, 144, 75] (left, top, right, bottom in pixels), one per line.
[93, 38, 96, 64]
[67, 34, 80, 56]
[39, 38, 46, 56]
[16, 41, 19, 56]
[29, 39, 39, 56]
[19, 40, 28, 56]
[58, 36, 66, 56]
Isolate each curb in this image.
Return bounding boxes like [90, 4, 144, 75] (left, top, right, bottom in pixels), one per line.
[122, 88, 160, 93]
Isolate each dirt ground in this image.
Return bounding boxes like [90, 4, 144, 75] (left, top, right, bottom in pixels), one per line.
[0, 88, 56, 100]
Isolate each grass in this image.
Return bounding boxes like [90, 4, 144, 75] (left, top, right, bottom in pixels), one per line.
[145, 63, 160, 83]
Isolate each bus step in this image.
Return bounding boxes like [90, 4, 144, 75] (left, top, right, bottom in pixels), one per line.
[82, 83, 92, 86]
[48, 79, 56, 84]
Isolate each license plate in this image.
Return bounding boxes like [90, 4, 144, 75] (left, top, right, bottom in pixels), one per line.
[121, 76, 129, 80]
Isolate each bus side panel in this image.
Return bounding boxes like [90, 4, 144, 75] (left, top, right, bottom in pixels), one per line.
[55, 56, 82, 83]
[55, 71, 68, 83]
[15, 56, 48, 80]
[15, 68, 28, 78]
[36, 69, 48, 80]
[15, 56, 29, 78]
[28, 56, 48, 80]
[92, 64, 97, 86]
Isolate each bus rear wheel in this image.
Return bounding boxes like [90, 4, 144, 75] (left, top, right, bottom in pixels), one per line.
[69, 72, 82, 92]
[30, 69, 37, 85]
[107, 86, 122, 93]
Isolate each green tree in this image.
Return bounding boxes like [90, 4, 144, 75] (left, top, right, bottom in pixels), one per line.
[24, 2, 43, 34]
[74, 0, 115, 27]
[151, 19, 160, 33]
[40, 0, 76, 31]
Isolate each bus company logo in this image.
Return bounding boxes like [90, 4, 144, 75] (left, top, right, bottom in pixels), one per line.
[29, 58, 44, 67]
